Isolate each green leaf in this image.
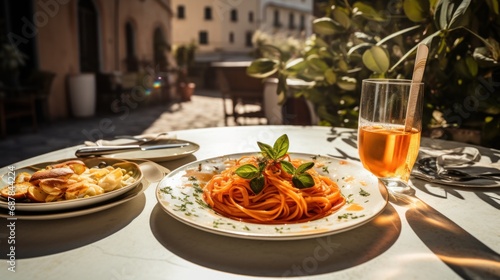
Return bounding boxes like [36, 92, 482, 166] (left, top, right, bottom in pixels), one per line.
[436, 0, 452, 29]
[285, 58, 307, 73]
[250, 175, 265, 194]
[259, 44, 283, 60]
[376, 25, 421, 47]
[332, 7, 351, 30]
[273, 134, 289, 159]
[448, 0, 471, 29]
[486, 0, 500, 15]
[312, 18, 339, 36]
[280, 160, 296, 174]
[403, 0, 430, 22]
[307, 55, 329, 71]
[324, 68, 337, 85]
[362, 46, 390, 73]
[277, 75, 287, 105]
[347, 43, 373, 57]
[292, 174, 315, 189]
[337, 59, 349, 73]
[455, 55, 478, 79]
[258, 160, 267, 172]
[296, 162, 314, 174]
[353, 2, 387, 22]
[435, 0, 471, 30]
[247, 58, 279, 78]
[317, 105, 338, 124]
[257, 142, 275, 159]
[337, 76, 357, 91]
[235, 164, 260, 179]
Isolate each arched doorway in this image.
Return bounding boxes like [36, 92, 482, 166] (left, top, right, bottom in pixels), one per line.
[125, 21, 138, 72]
[77, 0, 100, 72]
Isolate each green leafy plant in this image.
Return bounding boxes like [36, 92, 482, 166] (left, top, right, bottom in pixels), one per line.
[235, 134, 315, 194]
[248, 0, 500, 148]
[0, 43, 27, 71]
[174, 41, 197, 69]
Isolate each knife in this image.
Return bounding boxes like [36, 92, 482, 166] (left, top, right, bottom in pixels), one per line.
[75, 143, 190, 157]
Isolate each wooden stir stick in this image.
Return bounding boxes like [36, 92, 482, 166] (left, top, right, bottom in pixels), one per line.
[404, 44, 429, 132]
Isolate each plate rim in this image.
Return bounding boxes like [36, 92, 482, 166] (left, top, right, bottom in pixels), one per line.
[103, 139, 200, 162]
[0, 157, 143, 212]
[155, 152, 389, 240]
[0, 181, 148, 220]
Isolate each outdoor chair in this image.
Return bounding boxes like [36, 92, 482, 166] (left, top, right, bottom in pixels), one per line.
[213, 61, 267, 126]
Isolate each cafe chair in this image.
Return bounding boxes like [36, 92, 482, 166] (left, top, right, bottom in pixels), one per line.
[26, 70, 56, 122]
[0, 88, 38, 138]
[96, 72, 122, 113]
[213, 62, 267, 126]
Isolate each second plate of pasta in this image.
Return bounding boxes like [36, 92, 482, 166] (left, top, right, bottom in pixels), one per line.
[156, 152, 388, 240]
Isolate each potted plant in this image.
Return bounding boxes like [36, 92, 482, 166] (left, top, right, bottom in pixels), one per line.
[248, 0, 500, 148]
[174, 41, 197, 101]
[0, 43, 28, 87]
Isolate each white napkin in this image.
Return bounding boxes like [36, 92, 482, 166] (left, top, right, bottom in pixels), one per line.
[84, 132, 176, 146]
[414, 146, 500, 183]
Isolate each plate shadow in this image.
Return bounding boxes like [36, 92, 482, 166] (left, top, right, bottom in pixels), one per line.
[149, 203, 400, 277]
[0, 194, 145, 259]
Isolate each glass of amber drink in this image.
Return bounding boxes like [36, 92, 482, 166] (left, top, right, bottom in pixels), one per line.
[358, 79, 424, 194]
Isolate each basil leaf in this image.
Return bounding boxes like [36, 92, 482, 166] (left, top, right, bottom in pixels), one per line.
[250, 175, 265, 194]
[257, 142, 275, 159]
[292, 174, 315, 189]
[235, 164, 259, 179]
[258, 160, 267, 172]
[296, 162, 315, 174]
[280, 160, 296, 174]
[273, 134, 289, 159]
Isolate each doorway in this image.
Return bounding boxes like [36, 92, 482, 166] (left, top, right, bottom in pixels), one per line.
[77, 0, 100, 73]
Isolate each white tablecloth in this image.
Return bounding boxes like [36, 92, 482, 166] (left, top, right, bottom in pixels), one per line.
[1, 125, 499, 279]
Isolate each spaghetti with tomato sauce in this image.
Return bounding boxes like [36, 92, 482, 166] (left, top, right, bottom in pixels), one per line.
[202, 155, 345, 224]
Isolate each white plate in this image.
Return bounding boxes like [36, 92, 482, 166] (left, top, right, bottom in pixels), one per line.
[156, 153, 389, 240]
[102, 139, 200, 162]
[0, 158, 143, 212]
[0, 182, 148, 220]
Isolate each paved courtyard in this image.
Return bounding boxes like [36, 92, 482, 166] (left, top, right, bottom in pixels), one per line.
[0, 90, 244, 167]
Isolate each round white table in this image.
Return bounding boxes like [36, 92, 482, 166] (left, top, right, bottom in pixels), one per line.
[1, 125, 499, 279]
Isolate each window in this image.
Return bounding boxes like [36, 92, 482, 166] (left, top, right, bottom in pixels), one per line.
[248, 11, 254, 23]
[204, 7, 212, 20]
[199, 31, 209, 45]
[177, 5, 185, 19]
[288, 12, 295, 29]
[273, 9, 280, 27]
[230, 9, 238, 22]
[229, 32, 234, 43]
[299, 14, 306, 30]
[245, 31, 253, 47]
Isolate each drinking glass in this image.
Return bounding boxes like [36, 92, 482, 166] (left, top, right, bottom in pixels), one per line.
[358, 79, 424, 194]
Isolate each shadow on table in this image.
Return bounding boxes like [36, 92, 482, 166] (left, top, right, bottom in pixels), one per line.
[0, 193, 146, 259]
[150, 203, 400, 277]
[156, 154, 198, 172]
[403, 180, 500, 279]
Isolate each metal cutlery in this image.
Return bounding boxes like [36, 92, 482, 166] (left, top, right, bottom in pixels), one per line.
[416, 157, 500, 182]
[114, 132, 169, 144]
[434, 169, 500, 182]
[75, 143, 190, 157]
